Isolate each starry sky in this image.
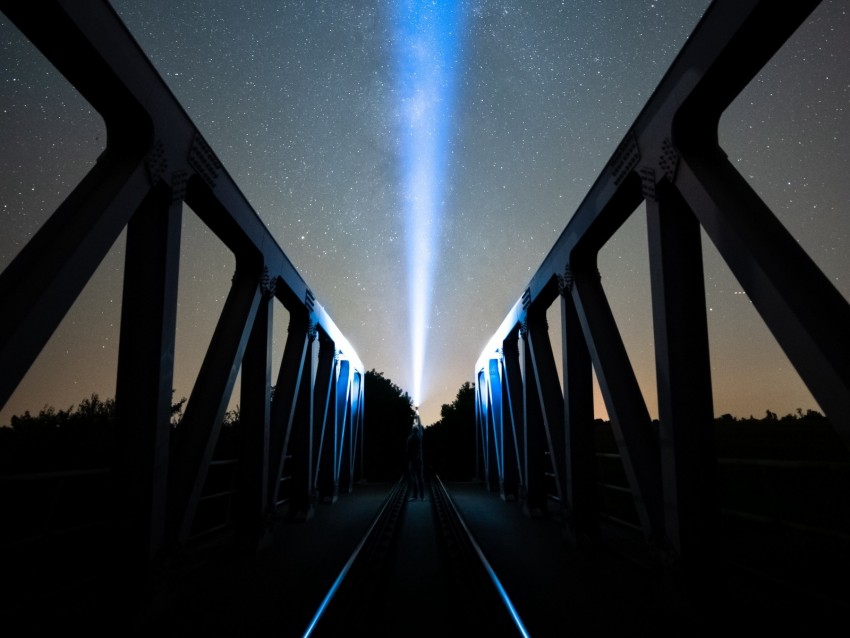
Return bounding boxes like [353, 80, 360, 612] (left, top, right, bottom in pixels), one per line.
[1, 0, 848, 427]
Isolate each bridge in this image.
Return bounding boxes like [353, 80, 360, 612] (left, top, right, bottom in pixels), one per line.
[1, 0, 849, 635]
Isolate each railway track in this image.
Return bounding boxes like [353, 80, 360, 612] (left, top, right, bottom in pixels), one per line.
[303, 475, 529, 637]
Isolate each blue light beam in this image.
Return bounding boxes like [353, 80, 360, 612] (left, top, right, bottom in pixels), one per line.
[396, 0, 463, 409]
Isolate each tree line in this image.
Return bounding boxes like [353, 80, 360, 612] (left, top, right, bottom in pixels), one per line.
[1, 375, 844, 477]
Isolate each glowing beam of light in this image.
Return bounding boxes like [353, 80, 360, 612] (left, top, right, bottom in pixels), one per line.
[396, 1, 464, 410]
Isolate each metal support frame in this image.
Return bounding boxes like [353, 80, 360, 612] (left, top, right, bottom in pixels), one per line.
[501, 333, 523, 500]
[236, 288, 274, 550]
[0, 0, 366, 603]
[114, 184, 181, 573]
[560, 275, 598, 543]
[474, 0, 847, 595]
[314, 332, 339, 504]
[520, 321, 547, 517]
[487, 359, 505, 495]
[525, 307, 567, 509]
[268, 310, 311, 513]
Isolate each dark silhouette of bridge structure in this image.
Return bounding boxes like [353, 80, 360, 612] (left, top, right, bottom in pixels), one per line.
[2, 0, 849, 635]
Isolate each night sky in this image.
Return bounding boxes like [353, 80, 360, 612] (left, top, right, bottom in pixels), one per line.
[1, 0, 848, 427]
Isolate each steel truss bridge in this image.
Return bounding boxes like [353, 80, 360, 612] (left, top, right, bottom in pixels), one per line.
[473, 0, 850, 600]
[1, 0, 849, 631]
[1, 0, 365, 602]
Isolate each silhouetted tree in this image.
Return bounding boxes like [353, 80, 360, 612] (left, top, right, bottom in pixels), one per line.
[212, 405, 242, 460]
[424, 381, 476, 480]
[363, 369, 415, 481]
[0, 393, 115, 473]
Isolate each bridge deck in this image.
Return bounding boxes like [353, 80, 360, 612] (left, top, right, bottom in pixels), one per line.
[10, 481, 842, 637]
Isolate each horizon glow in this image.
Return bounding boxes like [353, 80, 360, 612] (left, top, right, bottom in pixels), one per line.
[396, 0, 463, 410]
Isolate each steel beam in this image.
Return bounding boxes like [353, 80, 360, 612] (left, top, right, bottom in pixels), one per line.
[570, 263, 664, 543]
[0, 2, 367, 610]
[525, 307, 566, 508]
[167, 265, 262, 546]
[236, 290, 275, 549]
[520, 327, 547, 517]
[314, 332, 338, 504]
[335, 359, 352, 493]
[268, 307, 311, 512]
[0, 150, 150, 411]
[475, 371, 488, 483]
[473, 2, 849, 591]
[487, 359, 506, 496]
[114, 184, 181, 575]
[559, 276, 599, 544]
[675, 148, 850, 446]
[501, 333, 523, 499]
[346, 371, 364, 491]
[646, 180, 720, 593]
[285, 325, 320, 520]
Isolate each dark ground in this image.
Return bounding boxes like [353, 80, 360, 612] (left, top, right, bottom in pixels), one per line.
[6, 479, 845, 637]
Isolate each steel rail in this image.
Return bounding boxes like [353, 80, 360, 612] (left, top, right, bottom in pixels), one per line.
[302, 477, 407, 637]
[431, 475, 531, 638]
[303, 476, 530, 637]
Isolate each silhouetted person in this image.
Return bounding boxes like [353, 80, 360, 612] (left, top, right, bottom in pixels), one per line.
[406, 416, 425, 500]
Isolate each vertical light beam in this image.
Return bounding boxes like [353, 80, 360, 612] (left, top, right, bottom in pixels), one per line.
[396, 0, 463, 410]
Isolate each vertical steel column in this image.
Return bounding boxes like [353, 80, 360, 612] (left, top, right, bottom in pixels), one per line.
[336, 360, 352, 493]
[673, 0, 850, 444]
[314, 333, 337, 504]
[502, 333, 523, 500]
[570, 263, 664, 544]
[559, 270, 599, 543]
[347, 371, 364, 490]
[114, 184, 181, 582]
[475, 371, 487, 482]
[476, 371, 490, 485]
[284, 322, 319, 520]
[168, 265, 262, 546]
[358, 374, 366, 484]
[268, 308, 311, 513]
[484, 361, 501, 492]
[236, 277, 275, 549]
[521, 323, 547, 517]
[525, 307, 566, 507]
[646, 180, 720, 593]
[488, 359, 505, 496]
